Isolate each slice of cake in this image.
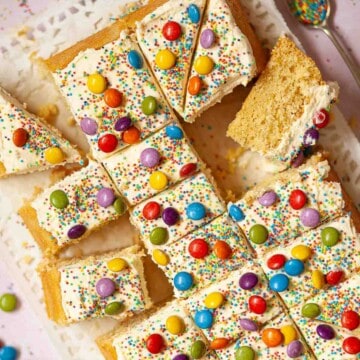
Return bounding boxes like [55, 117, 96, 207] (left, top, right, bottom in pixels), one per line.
[130, 172, 225, 252]
[102, 123, 202, 206]
[183, 0, 266, 123]
[97, 301, 218, 360]
[155, 213, 253, 298]
[259, 214, 360, 308]
[290, 274, 360, 359]
[135, 0, 206, 115]
[183, 263, 284, 342]
[0, 87, 81, 177]
[49, 30, 176, 161]
[227, 36, 339, 167]
[227, 158, 344, 256]
[18, 160, 127, 255]
[38, 245, 151, 324]
[215, 313, 313, 359]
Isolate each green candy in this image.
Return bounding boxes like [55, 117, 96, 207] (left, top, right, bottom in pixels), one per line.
[0, 293, 17, 312]
[190, 340, 206, 359]
[141, 96, 157, 115]
[105, 302, 124, 315]
[113, 198, 126, 215]
[321, 227, 340, 247]
[50, 189, 69, 209]
[150, 227, 168, 245]
[249, 224, 268, 244]
[235, 346, 255, 360]
[301, 303, 321, 318]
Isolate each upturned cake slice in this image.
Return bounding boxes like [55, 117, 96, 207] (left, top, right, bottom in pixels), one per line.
[135, 0, 207, 115]
[0, 86, 81, 177]
[38, 245, 151, 324]
[19, 160, 127, 255]
[227, 36, 339, 167]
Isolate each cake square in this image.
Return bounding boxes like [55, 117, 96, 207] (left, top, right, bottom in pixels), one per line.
[130, 172, 225, 251]
[38, 245, 151, 324]
[102, 123, 201, 206]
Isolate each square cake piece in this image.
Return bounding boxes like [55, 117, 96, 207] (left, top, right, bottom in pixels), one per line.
[130, 172, 225, 251]
[38, 245, 151, 324]
[102, 123, 202, 206]
[19, 160, 127, 255]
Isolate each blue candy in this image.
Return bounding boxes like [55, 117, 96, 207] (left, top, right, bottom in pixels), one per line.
[194, 309, 213, 329]
[0, 346, 17, 360]
[284, 259, 305, 276]
[186, 202, 206, 220]
[174, 271, 193, 291]
[187, 4, 200, 23]
[127, 50, 143, 69]
[166, 125, 183, 140]
[228, 204, 245, 222]
[269, 273, 289, 292]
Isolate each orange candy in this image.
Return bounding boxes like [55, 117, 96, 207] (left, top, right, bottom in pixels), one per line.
[188, 76, 202, 95]
[213, 240, 232, 260]
[12, 128, 29, 147]
[209, 338, 230, 350]
[122, 126, 140, 144]
[262, 328, 283, 347]
[104, 88, 123, 108]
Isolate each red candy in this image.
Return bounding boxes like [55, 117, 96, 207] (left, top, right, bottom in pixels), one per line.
[98, 134, 118, 153]
[248, 295, 267, 314]
[162, 21, 182, 41]
[143, 201, 161, 220]
[13, 128, 29, 147]
[313, 109, 330, 129]
[180, 163, 197, 178]
[104, 88, 123, 108]
[341, 310, 360, 330]
[342, 336, 360, 355]
[213, 240, 232, 260]
[289, 189, 307, 210]
[326, 269, 344, 285]
[267, 254, 286, 270]
[146, 333, 164, 354]
[188, 239, 209, 259]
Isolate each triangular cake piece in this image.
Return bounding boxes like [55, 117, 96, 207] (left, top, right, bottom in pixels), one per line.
[0, 87, 81, 177]
[183, 0, 263, 122]
[136, 0, 206, 115]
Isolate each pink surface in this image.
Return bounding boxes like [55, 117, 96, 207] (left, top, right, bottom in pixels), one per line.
[0, 0, 359, 359]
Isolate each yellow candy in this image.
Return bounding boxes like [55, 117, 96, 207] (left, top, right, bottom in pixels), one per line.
[152, 249, 169, 266]
[155, 49, 177, 70]
[204, 292, 224, 309]
[312, 269, 325, 289]
[291, 244, 312, 261]
[194, 55, 214, 75]
[107, 258, 128, 272]
[280, 325, 298, 345]
[87, 73, 107, 94]
[149, 171, 168, 190]
[166, 315, 185, 335]
[44, 147, 65, 164]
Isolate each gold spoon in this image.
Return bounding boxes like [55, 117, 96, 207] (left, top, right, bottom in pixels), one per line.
[288, 0, 360, 88]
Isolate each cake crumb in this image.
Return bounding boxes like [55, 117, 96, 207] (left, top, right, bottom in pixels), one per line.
[36, 104, 59, 124]
[226, 146, 246, 174]
[22, 255, 34, 265]
[67, 117, 76, 126]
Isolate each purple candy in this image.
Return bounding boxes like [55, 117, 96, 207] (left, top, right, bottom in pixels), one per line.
[287, 340, 304, 358]
[303, 128, 320, 146]
[80, 117, 98, 135]
[291, 151, 304, 168]
[258, 190, 277, 207]
[97, 187, 115, 208]
[239, 318, 258, 331]
[67, 224, 86, 239]
[172, 355, 189, 360]
[239, 272, 258, 290]
[162, 207, 179, 226]
[114, 116, 132, 132]
[140, 148, 160, 168]
[316, 324, 335, 340]
[200, 29, 215, 49]
[300, 208, 320, 228]
[96, 278, 116, 298]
